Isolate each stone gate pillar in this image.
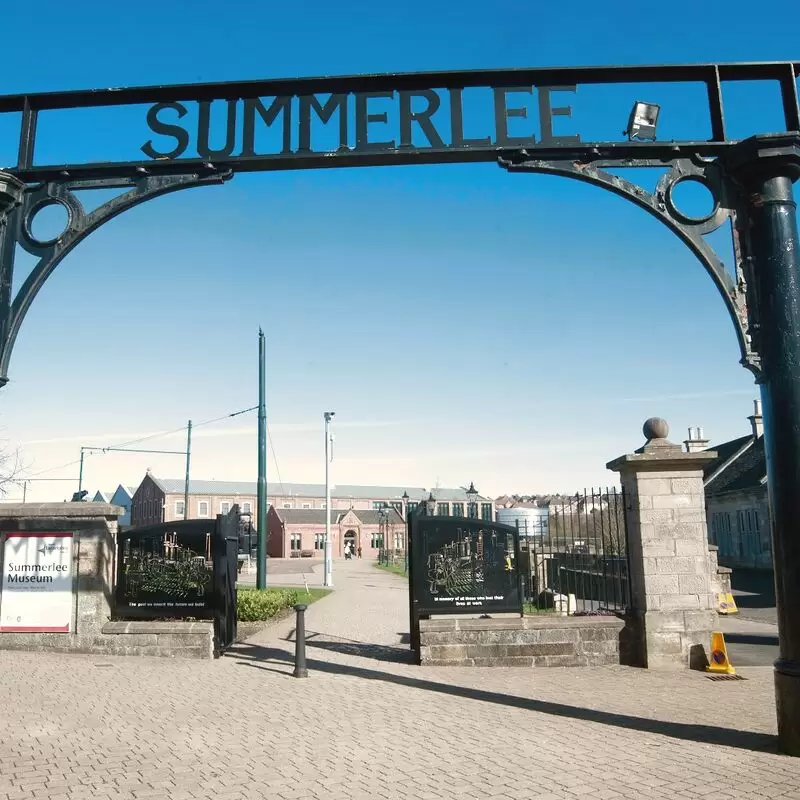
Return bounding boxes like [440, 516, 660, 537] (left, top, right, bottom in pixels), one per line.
[607, 418, 717, 669]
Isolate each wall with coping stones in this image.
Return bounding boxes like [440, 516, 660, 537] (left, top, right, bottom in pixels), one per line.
[419, 616, 625, 667]
[0, 504, 214, 658]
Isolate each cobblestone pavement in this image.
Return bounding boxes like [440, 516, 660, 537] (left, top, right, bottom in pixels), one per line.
[2, 558, 800, 800]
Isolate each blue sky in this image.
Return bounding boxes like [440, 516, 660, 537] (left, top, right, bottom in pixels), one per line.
[1, 0, 797, 501]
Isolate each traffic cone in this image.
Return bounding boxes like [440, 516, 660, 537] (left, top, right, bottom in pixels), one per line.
[706, 631, 735, 675]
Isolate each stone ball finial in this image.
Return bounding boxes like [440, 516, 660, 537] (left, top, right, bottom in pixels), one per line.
[643, 417, 669, 441]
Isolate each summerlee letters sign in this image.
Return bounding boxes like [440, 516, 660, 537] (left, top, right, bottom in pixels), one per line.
[141, 85, 580, 161]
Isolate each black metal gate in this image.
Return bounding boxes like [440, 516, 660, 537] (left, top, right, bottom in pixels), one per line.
[408, 507, 522, 657]
[115, 506, 240, 655]
[214, 508, 239, 651]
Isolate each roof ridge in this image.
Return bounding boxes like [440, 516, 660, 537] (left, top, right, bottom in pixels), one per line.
[704, 436, 755, 487]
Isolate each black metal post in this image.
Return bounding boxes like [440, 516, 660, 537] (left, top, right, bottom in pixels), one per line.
[728, 134, 800, 756]
[183, 420, 192, 520]
[257, 329, 267, 589]
[293, 603, 308, 678]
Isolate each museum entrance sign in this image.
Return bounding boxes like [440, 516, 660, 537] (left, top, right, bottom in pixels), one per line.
[0, 532, 74, 632]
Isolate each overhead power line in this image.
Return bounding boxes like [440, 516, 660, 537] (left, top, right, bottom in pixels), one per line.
[27, 405, 260, 479]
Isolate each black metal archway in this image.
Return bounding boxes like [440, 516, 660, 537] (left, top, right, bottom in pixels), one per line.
[1, 60, 800, 752]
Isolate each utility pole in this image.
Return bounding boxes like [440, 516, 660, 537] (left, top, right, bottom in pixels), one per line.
[78, 447, 85, 492]
[183, 420, 192, 519]
[257, 329, 267, 589]
[324, 411, 335, 587]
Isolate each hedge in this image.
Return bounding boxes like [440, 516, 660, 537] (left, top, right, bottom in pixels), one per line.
[237, 587, 299, 621]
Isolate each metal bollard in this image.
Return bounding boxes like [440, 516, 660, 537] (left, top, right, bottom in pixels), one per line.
[293, 603, 308, 678]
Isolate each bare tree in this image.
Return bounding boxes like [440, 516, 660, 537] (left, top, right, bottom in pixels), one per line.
[0, 440, 24, 498]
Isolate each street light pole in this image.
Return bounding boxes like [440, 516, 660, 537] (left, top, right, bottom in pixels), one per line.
[323, 411, 335, 587]
[78, 447, 85, 493]
[183, 420, 192, 520]
[257, 329, 267, 590]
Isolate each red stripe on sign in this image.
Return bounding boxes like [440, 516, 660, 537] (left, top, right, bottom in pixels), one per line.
[4, 532, 73, 539]
[0, 625, 70, 632]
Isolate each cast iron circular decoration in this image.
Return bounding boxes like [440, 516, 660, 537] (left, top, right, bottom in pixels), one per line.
[664, 175, 720, 226]
[23, 197, 74, 247]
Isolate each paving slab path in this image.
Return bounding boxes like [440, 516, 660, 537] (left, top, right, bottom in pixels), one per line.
[1, 557, 799, 800]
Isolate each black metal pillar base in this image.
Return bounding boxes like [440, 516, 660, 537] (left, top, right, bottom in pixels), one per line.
[727, 134, 800, 756]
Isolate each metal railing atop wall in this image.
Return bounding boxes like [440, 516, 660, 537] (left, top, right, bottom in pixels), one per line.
[518, 488, 631, 615]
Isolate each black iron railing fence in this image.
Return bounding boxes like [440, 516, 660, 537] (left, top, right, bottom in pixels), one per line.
[518, 488, 631, 615]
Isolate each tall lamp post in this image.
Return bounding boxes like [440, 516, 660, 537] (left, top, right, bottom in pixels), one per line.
[466, 481, 478, 518]
[323, 411, 335, 587]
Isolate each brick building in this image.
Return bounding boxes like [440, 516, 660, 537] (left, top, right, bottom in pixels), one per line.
[130, 472, 495, 532]
[267, 506, 405, 559]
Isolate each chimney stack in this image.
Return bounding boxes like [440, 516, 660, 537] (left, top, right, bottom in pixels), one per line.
[748, 399, 763, 438]
[684, 426, 710, 453]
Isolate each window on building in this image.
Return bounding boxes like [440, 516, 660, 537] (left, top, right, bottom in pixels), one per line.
[242, 502, 252, 514]
[394, 531, 403, 550]
[371, 532, 384, 549]
[737, 508, 761, 557]
[391, 501, 403, 514]
[198, 501, 209, 518]
[175, 500, 185, 518]
[407, 501, 419, 515]
[220, 502, 231, 514]
[314, 533, 325, 550]
[467, 503, 478, 519]
[283, 502, 292, 509]
[320, 503, 327, 509]
[302, 503, 311, 509]
[373, 501, 384, 510]
[712, 512, 733, 556]
[290, 533, 302, 551]
[481, 503, 493, 521]
[437, 502, 449, 516]
[452, 503, 464, 517]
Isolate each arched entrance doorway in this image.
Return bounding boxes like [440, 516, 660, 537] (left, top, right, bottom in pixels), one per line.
[343, 529, 357, 559]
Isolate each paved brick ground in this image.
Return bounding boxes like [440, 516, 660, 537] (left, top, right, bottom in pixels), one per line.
[1, 558, 799, 799]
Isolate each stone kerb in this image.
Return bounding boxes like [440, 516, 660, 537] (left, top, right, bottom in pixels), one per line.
[607, 418, 718, 670]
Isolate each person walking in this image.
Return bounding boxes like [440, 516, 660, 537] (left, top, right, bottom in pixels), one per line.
[357, 546, 362, 559]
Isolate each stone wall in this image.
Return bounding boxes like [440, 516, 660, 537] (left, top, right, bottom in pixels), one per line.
[0, 504, 216, 659]
[708, 545, 733, 601]
[102, 621, 214, 659]
[0, 504, 119, 652]
[419, 616, 625, 667]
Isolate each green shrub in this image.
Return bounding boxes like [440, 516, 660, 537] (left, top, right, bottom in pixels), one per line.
[237, 588, 299, 621]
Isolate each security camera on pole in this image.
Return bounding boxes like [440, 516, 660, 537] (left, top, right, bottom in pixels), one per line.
[323, 411, 335, 587]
